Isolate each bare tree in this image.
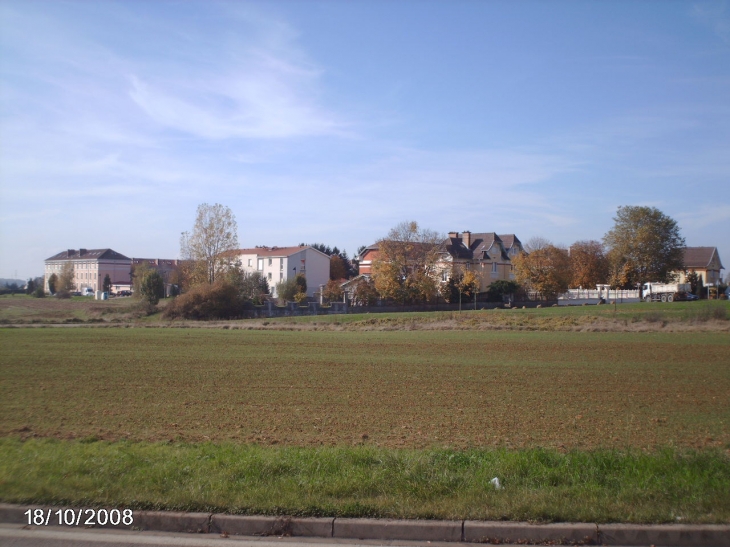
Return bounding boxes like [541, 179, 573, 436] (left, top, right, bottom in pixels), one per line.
[180, 203, 239, 286]
[524, 236, 551, 253]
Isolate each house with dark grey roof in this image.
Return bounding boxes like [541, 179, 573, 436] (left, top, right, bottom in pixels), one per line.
[675, 247, 724, 286]
[44, 249, 132, 293]
[357, 231, 524, 293]
[439, 231, 524, 291]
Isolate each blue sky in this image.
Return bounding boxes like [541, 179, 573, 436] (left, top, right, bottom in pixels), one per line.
[1, 0, 729, 279]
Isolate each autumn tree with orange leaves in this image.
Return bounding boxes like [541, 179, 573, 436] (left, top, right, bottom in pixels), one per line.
[513, 244, 571, 299]
[372, 221, 443, 304]
[569, 240, 609, 289]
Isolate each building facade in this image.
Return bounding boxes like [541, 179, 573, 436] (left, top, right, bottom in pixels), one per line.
[235, 246, 330, 298]
[675, 247, 724, 286]
[131, 258, 183, 296]
[44, 249, 131, 293]
[357, 231, 524, 293]
[440, 231, 523, 291]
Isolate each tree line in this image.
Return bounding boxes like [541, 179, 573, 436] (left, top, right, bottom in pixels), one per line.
[31, 203, 709, 315]
[352, 205, 704, 305]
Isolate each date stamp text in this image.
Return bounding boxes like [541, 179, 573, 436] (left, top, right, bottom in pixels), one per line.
[24, 508, 133, 527]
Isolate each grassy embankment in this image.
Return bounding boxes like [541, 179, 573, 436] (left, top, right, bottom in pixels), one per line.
[1, 293, 728, 331]
[1, 328, 729, 522]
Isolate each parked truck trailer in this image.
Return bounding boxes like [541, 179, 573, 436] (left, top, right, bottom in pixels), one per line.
[642, 282, 692, 302]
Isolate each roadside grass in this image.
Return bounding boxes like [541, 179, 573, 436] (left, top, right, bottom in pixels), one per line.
[2, 328, 729, 450]
[1, 294, 727, 331]
[1, 438, 727, 523]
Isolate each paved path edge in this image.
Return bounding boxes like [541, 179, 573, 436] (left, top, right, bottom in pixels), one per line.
[1, 504, 728, 546]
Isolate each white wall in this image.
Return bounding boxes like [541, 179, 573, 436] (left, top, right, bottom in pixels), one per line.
[298, 248, 330, 297]
[237, 247, 330, 298]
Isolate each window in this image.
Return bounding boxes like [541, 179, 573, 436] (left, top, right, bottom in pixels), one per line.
[280, 272, 283, 280]
[248, 259, 252, 267]
[268, 258, 272, 266]
[267, 272, 272, 280]
[280, 258, 284, 270]
[257, 258, 264, 271]
[441, 270, 448, 282]
[492, 262, 498, 273]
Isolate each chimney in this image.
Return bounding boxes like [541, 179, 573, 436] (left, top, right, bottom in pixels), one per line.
[463, 231, 472, 248]
[79, 249, 87, 256]
[448, 231, 459, 239]
[68, 249, 75, 257]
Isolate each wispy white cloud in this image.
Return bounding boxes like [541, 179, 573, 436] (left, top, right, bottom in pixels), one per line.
[676, 204, 730, 229]
[692, 1, 730, 44]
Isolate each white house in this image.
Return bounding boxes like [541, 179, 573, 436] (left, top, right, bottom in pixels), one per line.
[235, 246, 330, 298]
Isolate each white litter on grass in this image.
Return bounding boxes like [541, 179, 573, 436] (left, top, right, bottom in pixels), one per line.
[490, 477, 502, 489]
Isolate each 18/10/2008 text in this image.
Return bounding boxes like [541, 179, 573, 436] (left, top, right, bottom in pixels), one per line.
[25, 508, 133, 526]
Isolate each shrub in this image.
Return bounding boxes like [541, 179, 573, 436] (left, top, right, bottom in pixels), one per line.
[140, 271, 165, 306]
[32, 286, 45, 298]
[295, 273, 307, 294]
[275, 278, 298, 304]
[163, 281, 245, 320]
[321, 279, 344, 304]
[352, 277, 379, 306]
[485, 280, 521, 302]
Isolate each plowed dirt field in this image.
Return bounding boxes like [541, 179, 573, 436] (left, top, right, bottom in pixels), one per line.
[2, 328, 728, 450]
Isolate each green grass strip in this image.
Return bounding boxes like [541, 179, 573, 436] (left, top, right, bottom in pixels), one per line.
[1, 438, 728, 523]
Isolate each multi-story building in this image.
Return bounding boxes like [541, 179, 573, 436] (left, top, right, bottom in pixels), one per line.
[235, 245, 330, 297]
[440, 231, 524, 291]
[44, 249, 131, 293]
[357, 231, 524, 293]
[45, 249, 182, 294]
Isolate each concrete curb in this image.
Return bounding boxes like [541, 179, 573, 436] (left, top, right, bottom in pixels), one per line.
[334, 518, 462, 542]
[464, 521, 598, 544]
[1, 504, 728, 546]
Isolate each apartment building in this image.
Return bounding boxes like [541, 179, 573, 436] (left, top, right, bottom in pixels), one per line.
[235, 245, 330, 297]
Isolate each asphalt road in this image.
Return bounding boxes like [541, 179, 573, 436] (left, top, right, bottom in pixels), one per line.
[0, 524, 652, 547]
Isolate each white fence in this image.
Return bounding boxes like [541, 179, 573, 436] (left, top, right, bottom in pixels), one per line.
[558, 288, 640, 305]
[560, 289, 639, 300]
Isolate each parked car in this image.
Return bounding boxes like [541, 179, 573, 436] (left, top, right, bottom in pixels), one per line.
[686, 293, 699, 301]
[118, 290, 132, 297]
[82, 288, 94, 296]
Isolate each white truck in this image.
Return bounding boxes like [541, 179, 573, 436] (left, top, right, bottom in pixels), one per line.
[642, 282, 692, 303]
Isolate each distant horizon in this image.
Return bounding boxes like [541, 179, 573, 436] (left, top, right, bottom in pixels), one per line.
[2, 1, 728, 279]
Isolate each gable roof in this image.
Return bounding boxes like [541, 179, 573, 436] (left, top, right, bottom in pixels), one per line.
[46, 249, 130, 261]
[498, 234, 522, 250]
[234, 245, 330, 258]
[683, 247, 724, 270]
[442, 232, 510, 261]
